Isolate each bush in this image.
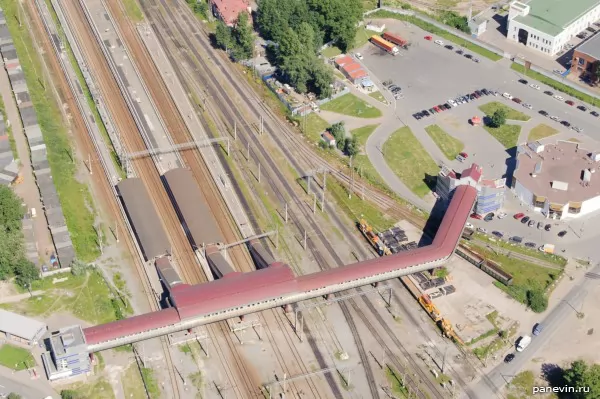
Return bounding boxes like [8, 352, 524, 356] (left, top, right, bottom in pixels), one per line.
[527, 288, 548, 313]
[60, 391, 81, 399]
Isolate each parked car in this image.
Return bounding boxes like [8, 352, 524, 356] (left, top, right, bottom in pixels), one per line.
[445, 44, 454, 50]
[473, 58, 480, 63]
[492, 231, 504, 238]
[456, 49, 464, 55]
[550, 115, 560, 121]
[533, 323, 544, 336]
[513, 98, 522, 104]
[413, 113, 422, 120]
[471, 213, 483, 220]
[492, 91, 500, 96]
[554, 95, 565, 101]
[466, 222, 474, 229]
[435, 39, 444, 46]
[425, 35, 433, 41]
[475, 90, 483, 97]
[523, 103, 533, 109]
[481, 88, 489, 95]
[577, 105, 587, 111]
[529, 83, 541, 90]
[477, 227, 487, 233]
[537, 221, 544, 229]
[518, 79, 528, 84]
[443, 103, 451, 110]
[521, 216, 530, 224]
[484, 212, 495, 222]
[355, 53, 364, 60]
[539, 110, 548, 116]
[437, 104, 446, 111]
[591, 111, 599, 117]
[510, 236, 523, 244]
[544, 90, 554, 96]
[459, 152, 468, 159]
[514, 212, 525, 219]
[448, 99, 458, 107]
[525, 242, 536, 248]
[561, 120, 571, 127]
[566, 100, 575, 106]
[503, 92, 513, 100]
[572, 126, 583, 133]
[472, 92, 480, 99]
[497, 212, 507, 219]
[423, 110, 431, 116]
[504, 353, 515, 363]
[545, 224, 552, 231]
[558, 230, 568, 237]
[528, 219, 536, 227]
[464, 54, 473, 59]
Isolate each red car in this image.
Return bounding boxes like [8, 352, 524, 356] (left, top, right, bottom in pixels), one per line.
[434, 106, 441, 112]
[513, 98, 522, 104]
[513, 212, 525, 219]
[459, 152, 468, 158]
[470, 213, 483, 220]
[425, 35, 433, 41]
[566, 100, 575, 106]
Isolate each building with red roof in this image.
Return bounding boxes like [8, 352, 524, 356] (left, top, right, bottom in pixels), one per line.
[334, 54, 369, 84]
[210, 0, 250, 27]
[436, 163, 506, 215]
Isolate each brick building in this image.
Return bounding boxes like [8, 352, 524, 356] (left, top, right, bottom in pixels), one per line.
[572, 33, 600, 82]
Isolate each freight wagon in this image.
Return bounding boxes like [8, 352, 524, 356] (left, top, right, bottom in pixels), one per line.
[382, 32, 408, 48]
[370, 35, 399, 55]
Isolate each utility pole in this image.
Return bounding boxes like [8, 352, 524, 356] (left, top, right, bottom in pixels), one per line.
[260, 115, 264, 135]
[321, 172, 326, 211]
[284, 203, 288, 223]
[234, 121, 237, 140]
[257, 163, 261, 182]
[312, 193, 317, 214]
[303, 230, 307, 250]
[247, 142, 250, 162]
[88, 154, 93, 175]
[115, 220, 119, 243]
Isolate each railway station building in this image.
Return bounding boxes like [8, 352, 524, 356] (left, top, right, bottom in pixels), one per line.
[512, 141, 600, 219]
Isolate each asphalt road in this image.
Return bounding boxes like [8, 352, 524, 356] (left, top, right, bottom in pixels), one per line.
[466, 263, 600, 399]
[0, 373, 54, 399]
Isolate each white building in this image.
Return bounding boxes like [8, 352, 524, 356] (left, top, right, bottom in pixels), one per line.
[507, 0, 600, 56]
[512, 141, 600, 219]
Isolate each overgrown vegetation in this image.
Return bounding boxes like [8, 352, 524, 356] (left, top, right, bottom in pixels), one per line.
[1, 0, 99, 261]
[214, 12, 254, 60]
[0, 186, 39, 287]
[322, 122, 359, 156]
[60, 379, 115, 399]
[255, 0, 363, 98]
[140, 367, 161, 399]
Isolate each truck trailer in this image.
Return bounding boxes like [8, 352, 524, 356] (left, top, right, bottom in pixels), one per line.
[370, 35, 399, 55]
[382, 32, 408, 48]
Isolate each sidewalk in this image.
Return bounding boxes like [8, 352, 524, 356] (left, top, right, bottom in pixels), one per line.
[0, 365, 57, 398]
[0, 65, 54, 264]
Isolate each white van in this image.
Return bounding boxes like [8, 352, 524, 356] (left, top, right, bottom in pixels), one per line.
[516, 335, 532, 352]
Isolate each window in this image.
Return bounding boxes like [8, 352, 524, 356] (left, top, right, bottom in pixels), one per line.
[579, 58, 585, 65]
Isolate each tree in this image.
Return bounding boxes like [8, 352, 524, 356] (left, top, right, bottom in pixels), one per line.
[0, 228, 25, 280]
[439, 11, 470, 33]
[7, 393, 22, 399]
[561, 360, 600, 398]
[344, 135, 359, 156]
[489, 109, 507, 128]
[0, 185, 24, 234]
[232, 12, 254, 60]
[308, 61, 334, 99]
[14, 258, 39, 288]
[60, 390, 82, 399]
[329, 122, 346, 146]
[526, 288, 548, 313]
[214, 21, 233, 52]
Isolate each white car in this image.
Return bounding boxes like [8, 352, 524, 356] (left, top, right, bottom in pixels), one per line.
[434, 39, 444, 46]
[553, 94, 565, 101]
[529, 83, 541, 90]
[355, 53, 364, 60]
[465, 222, 474, 229]
[522, 103, 533, 109]
[572, 126, 583, 133]
[492, 91, 500, 96]
[503, 92, 513, 100]
[497, 212, 508, 219]
[448, 99, 458, 107]
[550, 115, 560, 121]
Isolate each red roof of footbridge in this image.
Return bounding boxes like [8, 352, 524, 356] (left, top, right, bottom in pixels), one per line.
[83, 308, 180, 346]
[171, 263, 298, 320]
[295, 185, 477, 292]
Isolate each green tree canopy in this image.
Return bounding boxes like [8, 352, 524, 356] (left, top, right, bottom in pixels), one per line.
[232, 12, 254, 60]
[214, 21, 233, 51]
[344, 135, 359, 156]
[526, 288, 548, 313]
[489, 109, 507, 128]
[561, 360, 600, 398]
[7, 393, 22, 399]
[0, 186, 24, 233]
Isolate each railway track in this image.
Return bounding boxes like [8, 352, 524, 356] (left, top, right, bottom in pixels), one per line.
[140, 2, 464, 398]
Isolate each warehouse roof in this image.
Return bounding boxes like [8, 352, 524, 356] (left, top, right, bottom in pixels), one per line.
[576, 33, 600, 60]
[0, 310, 46, 341]
[514, 0, 600, 36]
[117, 178, 170, 261]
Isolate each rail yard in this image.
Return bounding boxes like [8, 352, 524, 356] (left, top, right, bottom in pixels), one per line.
[4, 0, 583, 399]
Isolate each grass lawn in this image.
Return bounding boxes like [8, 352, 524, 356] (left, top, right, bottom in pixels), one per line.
[351, 124, 379, 148]
[0, 344, 35, 370]
[507, 371, 535, 399]
[2, 270, 126, 324]
[479, 101, 531, 121]
[369, 91, 388, 104]
[122, 0, 144, 21]
[474, 234, 567, 267]
[122, 365, 149, 399]
[385, 366, 409, 397]
[1, 0, 99, 262]
[299, 113, 330, 144]
[567, 137, 581, 143]
[321, 93, 382, 118]
[468, 244, 562, 304]
[528, 123, 559, 141]
[141, 367, 161, 399]
[511, 63, 600, 108]
[322, 46, 342, 58]
[370, 10, 503, 61]
[425, 124, 464, 160]
[483, 124, 522, 149]
[65, 379, 115, 399]
[383, 126, 439, 198]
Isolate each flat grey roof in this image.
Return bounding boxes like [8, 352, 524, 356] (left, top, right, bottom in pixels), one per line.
[117, 178, 170, 261]
[0, 309, 46, 341]
[163, 168, 222, 249]
[514, 141, 600, 204]
[576, 33, 600, 60]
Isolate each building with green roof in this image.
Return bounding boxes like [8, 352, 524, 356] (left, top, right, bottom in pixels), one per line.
[507, 0, 600, 56]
